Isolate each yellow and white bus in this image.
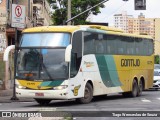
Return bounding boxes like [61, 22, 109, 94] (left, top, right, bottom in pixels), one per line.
[15, 25, 154, 105]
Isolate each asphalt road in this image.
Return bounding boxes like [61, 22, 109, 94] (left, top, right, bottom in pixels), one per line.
[0, 89, 160, 120]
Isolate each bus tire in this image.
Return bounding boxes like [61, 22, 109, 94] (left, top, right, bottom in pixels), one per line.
[35, 99, 51, 105]
[130, 79, 138, 97]
[137, 80, 143, 96]
[76, 83, 93, 104]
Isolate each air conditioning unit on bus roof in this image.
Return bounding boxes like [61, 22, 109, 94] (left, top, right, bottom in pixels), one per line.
[89, 25, 124, 33]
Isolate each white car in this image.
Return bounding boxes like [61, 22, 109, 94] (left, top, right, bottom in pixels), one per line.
[153, 70, 160, 90]
[154, 64, 160, 70]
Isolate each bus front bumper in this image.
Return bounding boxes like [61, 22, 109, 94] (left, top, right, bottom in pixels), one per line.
[16, 88, 69, 100]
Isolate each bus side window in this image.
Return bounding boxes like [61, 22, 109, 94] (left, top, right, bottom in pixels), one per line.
[84, 32, 95, 55]
[118, 48, 123, 54]
[71, 31, 82, 77]
[148, 39, 154, 55]
[135, 38, 143, 55]
[107, 46, 111, 54]
[95, 40, 104, 54]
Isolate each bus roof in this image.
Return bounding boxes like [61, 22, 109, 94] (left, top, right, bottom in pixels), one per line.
[22, 26, 80, 33]
[22, 25, 152, 39]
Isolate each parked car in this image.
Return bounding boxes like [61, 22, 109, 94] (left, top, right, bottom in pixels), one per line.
[154, 64, 160, 70]
[153, 70, 160, 90]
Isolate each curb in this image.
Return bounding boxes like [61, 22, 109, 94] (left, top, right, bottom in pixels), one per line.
[0, 89, 34, 103]
[0, 89, 12, 96]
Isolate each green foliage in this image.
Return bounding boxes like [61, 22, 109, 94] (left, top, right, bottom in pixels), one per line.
[155, 55, 160, 64]
[49, 0, 105, 25]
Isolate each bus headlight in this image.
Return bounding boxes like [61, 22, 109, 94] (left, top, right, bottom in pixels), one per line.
[16, 84, 26, 89]
[53, 85, 68, 90]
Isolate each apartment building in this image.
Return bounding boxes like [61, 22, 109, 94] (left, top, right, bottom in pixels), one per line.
[114, 11, 160, 55]
[0, 0, 7, 52]
[114, 11, 133, 33]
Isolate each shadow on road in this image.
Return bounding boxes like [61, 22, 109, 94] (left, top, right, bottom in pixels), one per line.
[24, 90, 160, 107]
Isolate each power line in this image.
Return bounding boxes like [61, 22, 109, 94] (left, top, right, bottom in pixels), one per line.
[97, 1, 128, 23]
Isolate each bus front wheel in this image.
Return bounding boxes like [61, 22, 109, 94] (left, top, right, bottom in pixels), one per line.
[76, 83, 93, 104]
[35, 99, 51, 105]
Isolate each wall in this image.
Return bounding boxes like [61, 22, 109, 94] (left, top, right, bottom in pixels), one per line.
[154, 19, 160, 55]
[0, 0, 7, 52]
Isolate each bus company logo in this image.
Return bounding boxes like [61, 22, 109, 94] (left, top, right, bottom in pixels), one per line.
[1, 112, 11, 117]
[121, 59, 140, 67]
[72, 85, 81, 96]
[84, 61, 94, 67]
[37, 85, 41, 89]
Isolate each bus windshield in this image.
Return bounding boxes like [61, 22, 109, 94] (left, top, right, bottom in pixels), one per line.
[20, 33, 70, 47]
[16, 33, 70, 80]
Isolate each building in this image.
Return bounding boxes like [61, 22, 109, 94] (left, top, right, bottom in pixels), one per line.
[114, 11, 160, 55]
[114, 11, 133, 33]
[0, 0, 52, 90]
[0, 0, 52, 54]
[0, 0, 7, 53]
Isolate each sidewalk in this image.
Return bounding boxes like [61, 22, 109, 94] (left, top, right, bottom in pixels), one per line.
[0, 89, 34, 103]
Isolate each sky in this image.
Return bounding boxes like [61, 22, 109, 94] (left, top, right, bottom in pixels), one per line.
[90, 0, 160, 26]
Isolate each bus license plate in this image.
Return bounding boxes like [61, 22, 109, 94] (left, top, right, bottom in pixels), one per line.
[35, 93, 44, 96]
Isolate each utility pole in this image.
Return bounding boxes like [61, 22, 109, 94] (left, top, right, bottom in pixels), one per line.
[67, 0, 71, 25]
[11, 0, 19, 101]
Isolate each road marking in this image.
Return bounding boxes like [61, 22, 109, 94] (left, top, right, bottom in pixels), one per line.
[19, 102, 34, 103]
[141, 98, 151, 102]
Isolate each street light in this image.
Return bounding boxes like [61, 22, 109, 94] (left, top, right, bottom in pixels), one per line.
[135, 0, 146, 10]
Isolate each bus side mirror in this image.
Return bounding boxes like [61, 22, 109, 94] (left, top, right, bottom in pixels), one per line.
[65, 44, 72, 62]
[3, 45, 15, 61]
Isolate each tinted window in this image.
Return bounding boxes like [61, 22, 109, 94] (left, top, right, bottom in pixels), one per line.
[84, 32, 96, 54]
[83, 32, 153, 56]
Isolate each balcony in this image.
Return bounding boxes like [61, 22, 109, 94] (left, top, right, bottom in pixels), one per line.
[33, 0, 52, 26]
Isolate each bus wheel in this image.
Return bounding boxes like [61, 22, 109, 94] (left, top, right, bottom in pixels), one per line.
[76, 83, 93, 104]
[130, 79, 138, 97]
[35, 99, 51, 105]
[137, 80, 143, 96]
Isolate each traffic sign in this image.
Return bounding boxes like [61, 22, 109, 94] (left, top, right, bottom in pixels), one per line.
[135, 0, 146, 10]
[11, 4, 25, 28]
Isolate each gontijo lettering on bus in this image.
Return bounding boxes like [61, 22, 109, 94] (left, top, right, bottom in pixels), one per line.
[121, 59, 140, 67]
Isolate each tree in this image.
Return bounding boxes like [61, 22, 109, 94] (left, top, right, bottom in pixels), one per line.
[155, 55, 160, 64]
[48, 0, 105, 25]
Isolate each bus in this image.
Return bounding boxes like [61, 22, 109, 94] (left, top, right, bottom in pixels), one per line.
[15, 25, 154, 105]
